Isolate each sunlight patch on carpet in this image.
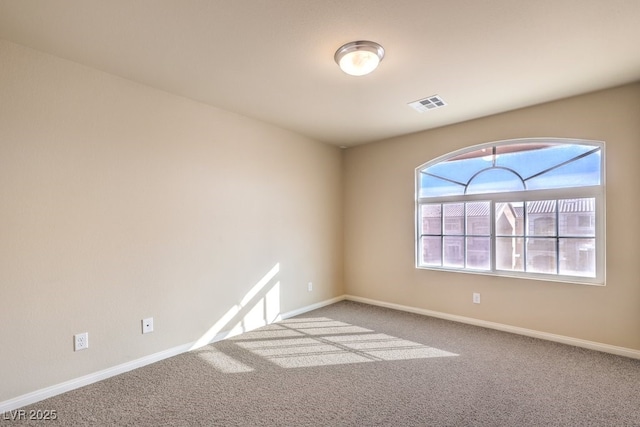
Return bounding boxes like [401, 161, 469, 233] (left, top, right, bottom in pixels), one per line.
[230, 325, 304, 340]
[233, 317, 458, 369]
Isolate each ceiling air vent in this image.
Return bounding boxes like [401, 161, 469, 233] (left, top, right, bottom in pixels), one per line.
[408, 95, 447, 113]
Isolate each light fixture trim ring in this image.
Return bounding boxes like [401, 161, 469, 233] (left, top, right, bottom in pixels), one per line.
[334, 40, 385, 64]
[334, 40, 385, 76]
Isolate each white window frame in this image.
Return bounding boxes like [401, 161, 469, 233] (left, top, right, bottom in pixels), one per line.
[415, 138, 605, 286]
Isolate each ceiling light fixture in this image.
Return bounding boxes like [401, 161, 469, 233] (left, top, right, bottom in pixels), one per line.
[334, 40, 385, 76]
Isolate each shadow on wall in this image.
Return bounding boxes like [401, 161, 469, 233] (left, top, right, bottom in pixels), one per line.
[189, 263, 282, 351]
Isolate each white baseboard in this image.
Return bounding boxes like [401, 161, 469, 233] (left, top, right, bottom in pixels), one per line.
[344, 294, 640, 360]
[0, 342, 193, 415]
[0, 296, 344, 415]
[279, 295, 345, 320]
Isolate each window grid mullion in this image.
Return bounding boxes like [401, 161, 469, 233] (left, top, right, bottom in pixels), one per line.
[523, 201, 528, 273]
[555, 201, 560, 275]
[463, 203, 467, 268]
[490, 200, 496, 273]
[440, 203, 444, 267]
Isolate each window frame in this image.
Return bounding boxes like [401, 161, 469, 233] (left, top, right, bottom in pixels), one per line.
[415, 138, 605, 286]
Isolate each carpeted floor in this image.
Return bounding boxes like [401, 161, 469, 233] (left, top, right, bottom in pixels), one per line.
[4, 300, 640, 426]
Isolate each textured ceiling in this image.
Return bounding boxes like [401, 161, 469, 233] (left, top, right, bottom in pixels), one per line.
[1, 0, 639, 147]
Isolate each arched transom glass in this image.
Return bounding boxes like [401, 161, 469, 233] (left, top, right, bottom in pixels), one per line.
[419, 142, 601, 198]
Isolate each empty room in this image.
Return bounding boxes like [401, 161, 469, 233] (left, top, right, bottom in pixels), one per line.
[1, 1, 640, 425]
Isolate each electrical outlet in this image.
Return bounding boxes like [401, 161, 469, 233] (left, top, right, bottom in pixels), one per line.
[473, 293, 481, 304]
[142, 317, 154, 334]
[308, 282, 313, 292]
[74, 332, 89, 351]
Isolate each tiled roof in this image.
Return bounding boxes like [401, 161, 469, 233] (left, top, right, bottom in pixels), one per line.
[520, 199, 595, 215]
[423, 199, 594, 218]
[443, 203, 489, 217]
[558, 198, 595, 213]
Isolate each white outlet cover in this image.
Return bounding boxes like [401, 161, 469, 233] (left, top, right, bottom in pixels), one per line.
[74, 332, 89, 351]
[142, 317, 154, 334]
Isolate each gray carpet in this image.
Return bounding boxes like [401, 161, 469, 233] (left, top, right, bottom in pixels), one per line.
[4, 300, 640, 426]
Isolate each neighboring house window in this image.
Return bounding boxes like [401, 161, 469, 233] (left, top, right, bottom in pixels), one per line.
[415, 138, 604, 285]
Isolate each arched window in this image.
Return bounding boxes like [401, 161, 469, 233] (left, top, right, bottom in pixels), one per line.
[415, 138, 604, 285]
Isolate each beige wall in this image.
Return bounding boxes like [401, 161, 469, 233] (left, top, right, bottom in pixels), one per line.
[344, 82, 640, 350]
[0, 40, 343, 402]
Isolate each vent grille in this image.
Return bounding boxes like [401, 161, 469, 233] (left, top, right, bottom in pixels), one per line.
[408, 95, 447, 112]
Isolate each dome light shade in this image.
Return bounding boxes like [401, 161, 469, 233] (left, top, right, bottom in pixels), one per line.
[334, 41, 385, 76]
